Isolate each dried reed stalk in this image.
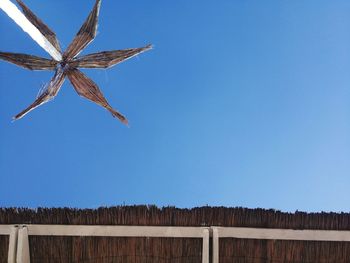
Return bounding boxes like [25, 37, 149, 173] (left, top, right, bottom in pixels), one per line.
[0, 52, 56, 70]
[0, 0, 151, 124]
[1, 206, 350, 263]
[16, 0, 61, 52]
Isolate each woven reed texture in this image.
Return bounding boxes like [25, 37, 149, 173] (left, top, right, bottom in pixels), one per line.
[0, 236, 8, 263]
[27, 237, 202, 263]
[1, 206, 349, 229]
[220, 239, 350, 263]
[0, 52, 56, 70]
[1, 206, 350, 263]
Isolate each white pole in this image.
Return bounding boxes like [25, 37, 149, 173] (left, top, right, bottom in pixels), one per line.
[0, 0, 62, 61]
[202, 228, 210, 263]
[7, 226, 18, 263]
[16, 227, 30, 263]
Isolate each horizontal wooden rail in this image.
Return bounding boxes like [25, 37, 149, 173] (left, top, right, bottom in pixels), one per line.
[0, 225, 13, 235]
[212, 227, 350, 263]
[26, 225, 208, 238]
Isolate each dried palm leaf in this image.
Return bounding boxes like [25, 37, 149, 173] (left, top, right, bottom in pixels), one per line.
[14, 68, 65, 120]
[67, 69, 128, 124]
[70, 45, 152, 69]
[15, 0, 61, 52]
[0, 52, 57, 70]
[0, 0, 151, 125]
[63, 0, 101, 59]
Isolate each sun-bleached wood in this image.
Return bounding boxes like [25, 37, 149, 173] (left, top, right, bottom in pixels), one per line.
[7, 227, 18, 263]
[0, 225, 13, 235]
[26, 224, 208, 238]
[16, 227, 30, 263]
[212, 227, 350, 263]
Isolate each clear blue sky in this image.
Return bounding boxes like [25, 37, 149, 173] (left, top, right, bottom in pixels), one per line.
[1, 0, 349, 212]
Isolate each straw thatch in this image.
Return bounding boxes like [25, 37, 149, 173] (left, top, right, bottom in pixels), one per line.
[1, 206, 350, 263]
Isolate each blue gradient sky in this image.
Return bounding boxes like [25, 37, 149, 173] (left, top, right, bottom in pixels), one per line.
[1, 0, 349, 212]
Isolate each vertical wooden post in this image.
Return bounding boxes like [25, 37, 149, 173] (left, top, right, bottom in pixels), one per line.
[212, 227, 219, 263]
[202, 228, 210, 263]
[7, 226, 18, 263]
[17, 226, 30, 263]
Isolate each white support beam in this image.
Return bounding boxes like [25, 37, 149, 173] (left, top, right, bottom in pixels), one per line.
[26, 225, 208, 238]
[7, 226, 18, 263]
[212, 227, 219, 263]
[16, 227, 30, 263]
[214, 227, 350, 241]
[0, 225, 13, 235]
[211, 227, 350, 263]
[202, 228, 210, 263]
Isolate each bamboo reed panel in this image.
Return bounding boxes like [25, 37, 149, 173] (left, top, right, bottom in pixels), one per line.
[1, 206, 350, 263]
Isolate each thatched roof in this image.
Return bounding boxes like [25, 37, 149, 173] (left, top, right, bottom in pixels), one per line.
[1, 206, 350, 262]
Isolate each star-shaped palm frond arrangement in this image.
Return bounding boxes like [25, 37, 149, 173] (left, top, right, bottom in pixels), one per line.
[0, 0, 151, 125]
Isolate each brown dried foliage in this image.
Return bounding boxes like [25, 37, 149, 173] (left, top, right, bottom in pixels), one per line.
[70, 46, 152, 69]
[0, 0, 151, 124]
[0, 52, 56, 70]
[67, 69, 127, 124]
[14, 69, 66, 120]
[64, 0, 101, 59]
[1, 206, 350, 263]
[16, 0, 61, 52]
